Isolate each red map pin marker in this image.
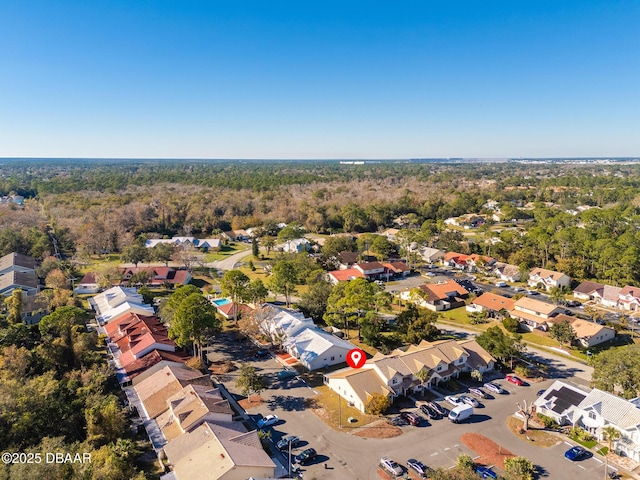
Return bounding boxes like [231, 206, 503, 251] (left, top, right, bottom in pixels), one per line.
[346, 348, 366, 369]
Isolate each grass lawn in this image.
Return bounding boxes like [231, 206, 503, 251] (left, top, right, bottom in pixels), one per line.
[203, 243, 250, 262]
[312, 385, 378, 429]
[569, 434, 598, 449]
[506, 417, 561, 448]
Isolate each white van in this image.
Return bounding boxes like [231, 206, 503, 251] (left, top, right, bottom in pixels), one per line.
[448, 404, 473, 423]
[495, 281, 507, 288]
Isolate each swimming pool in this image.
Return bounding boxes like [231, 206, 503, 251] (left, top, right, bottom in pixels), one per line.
[211, 298, 231, 306]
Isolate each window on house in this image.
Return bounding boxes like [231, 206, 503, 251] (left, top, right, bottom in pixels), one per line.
[589, 411, 597, 420]
[331, 356, 335, 361]
[393, 378, 398, 384]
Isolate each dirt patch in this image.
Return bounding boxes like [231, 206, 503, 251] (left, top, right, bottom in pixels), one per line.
[208, 360, 236, 375]
[238, 395, 264, 410]
[353, 419, 403, 439]
[461, 432, 515, 468]
[506, 416, 562, 447]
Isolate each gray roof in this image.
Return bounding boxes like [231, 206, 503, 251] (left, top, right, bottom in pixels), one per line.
[578, 389, 640, 430]
[0, 271, 39, 295]
[0, 252, 36, 272]
[535, 380, 588, 415]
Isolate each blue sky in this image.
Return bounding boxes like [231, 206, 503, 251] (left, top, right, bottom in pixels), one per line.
[1, 1, 638, 158]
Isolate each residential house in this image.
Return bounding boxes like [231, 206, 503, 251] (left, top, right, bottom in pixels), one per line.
[134, 365, 211, 419]
[20, 294, 49, 325]
[534, 380, 589, 425]
[354, 261, 387, 280]
[336, 251, 359, 269]
[527, 267, 571, 291]
[443, 252, 496, 272]
[145, 237, 221, 251]
[466, 292, 515, 319]
[0, 252, 36, 276]
[491, 262, 522, 282]
[573, 281, 605, 301]
[122, 349, 189, 385]
[214, 301, 253, 320]
[221, 230, 251, 242]
[121, 266, 192, 286]
[619, 286, 640, 312]
[282, 325, 356, 371]
[324, 339, 495, 413]
[381, 261, 411, 278]
[569, 318, 615, 348]
[156, 384, 233, 441]
[400, 279, 469, 312]
[510, 297, 564, 330]
[89, 286, 155, 325]
[162, 421, 275, 480]
[419, 247, 445, 263]
[109, 315, 178, 368]
[381, 228, 400, 241]
[590, 285, 622, 309]
[281, 237, 311, 253]
[74, 272, 101, 294]
[259, 305, 357, 370]
[327, 268, 365, 284]
[576, 389, 640, 462]
[0, 271, 40, 296]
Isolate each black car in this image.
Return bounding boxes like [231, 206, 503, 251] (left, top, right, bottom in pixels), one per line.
[420, 404, 439, 419]
[254, 349, 269, 358]
[294, 448, 317, 465]
[390, 416, 409, 426]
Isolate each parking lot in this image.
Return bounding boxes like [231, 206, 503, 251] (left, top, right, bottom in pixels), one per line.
[214, 336, 610, 480]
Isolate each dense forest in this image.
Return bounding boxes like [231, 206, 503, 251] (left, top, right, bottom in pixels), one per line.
[2, 159, 640, 285]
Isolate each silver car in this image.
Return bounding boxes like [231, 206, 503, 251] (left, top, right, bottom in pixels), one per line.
[380, 457, 403, 476]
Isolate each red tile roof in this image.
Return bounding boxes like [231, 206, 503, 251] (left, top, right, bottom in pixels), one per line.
[328, 268, 365, 282]
[472, 292, 515, 311]
[121, 349, 189, 379]
[217, 302, 254, 318]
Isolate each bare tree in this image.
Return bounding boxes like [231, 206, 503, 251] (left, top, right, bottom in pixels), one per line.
[516, 399, 534, 432]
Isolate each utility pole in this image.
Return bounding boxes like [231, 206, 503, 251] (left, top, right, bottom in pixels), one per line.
[338, 392, 342, 429]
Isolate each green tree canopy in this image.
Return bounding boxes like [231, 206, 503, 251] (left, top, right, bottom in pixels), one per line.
[268, 260, 298, 307]
[476, 326, 524, 364]
[169, 292, 220, 359]
[548, 320, 576, 347]
[235, 362, 267, 397]
[592, 343, 640, 398]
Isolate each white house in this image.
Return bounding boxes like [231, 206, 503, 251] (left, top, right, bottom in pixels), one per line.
[419, 247, 445, 263]
[491, 262, 521, 282]
[527, 267, 571, 291]
[576, 389, 640, 462]
[510, 297, 564, 330]
[74, 272, 101, 294]
[283, 327, 356, 371]
[569, 319, 616, 348]
[258, 305, 356, 371]
[619, 286, 640, 311]
[89, 286, 154, 325]
[281, 237, 311, 253]
[534, 380, 589, 425]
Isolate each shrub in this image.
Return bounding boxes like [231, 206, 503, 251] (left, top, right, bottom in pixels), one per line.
[441, 379, 459, 391]
[514, 364, 533, 378]
[536, 413, 559, 429]
[504, 456, 535, 480]
[365, 393, 391, 415]
[456, 454, 475, 471]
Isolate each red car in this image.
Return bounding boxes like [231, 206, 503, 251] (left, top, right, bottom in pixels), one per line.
[506, 375, 523, 386]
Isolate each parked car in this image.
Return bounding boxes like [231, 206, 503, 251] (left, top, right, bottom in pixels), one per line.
[483, 382, 506, 394]
[564, 445, 588, 461]
[277, 435, 300, 450]
[526, 290, 540, 295]
[428, 401, 448, 416]
[400, 412, 421, 426]
[420, 403, 439, 419]
[407, 459, 430, 477]
[276, 369, 297, 380]
[566, 300, 582, 307]
[495, 281, 507, 287]
[476, 465, 498, 479]
[512, 286, 524, 292]
[536, 389, 547, 397]
[254, 349, 269, 358]
[390, 416, 409, 426]
[380, 457, 403, 477]
[506, 374, 524, 386]
[459, 395, 480, 407]
[468, 387, 487, 399]
[445, 395, 462, 407]
[294, 448, 317, 465]
[257, 414, 279, 428]
[425, 272, 437, 277]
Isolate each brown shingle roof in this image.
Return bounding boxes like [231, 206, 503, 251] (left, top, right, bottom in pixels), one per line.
[472, 292, 515, 311]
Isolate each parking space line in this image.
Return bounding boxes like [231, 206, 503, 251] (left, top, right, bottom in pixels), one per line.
[592, 457, 603, 464]
[443, 447, 450, 451]
[430, 452, 439, 456]
[578, 465, 586, 470]
[564, 441, 573, 446]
